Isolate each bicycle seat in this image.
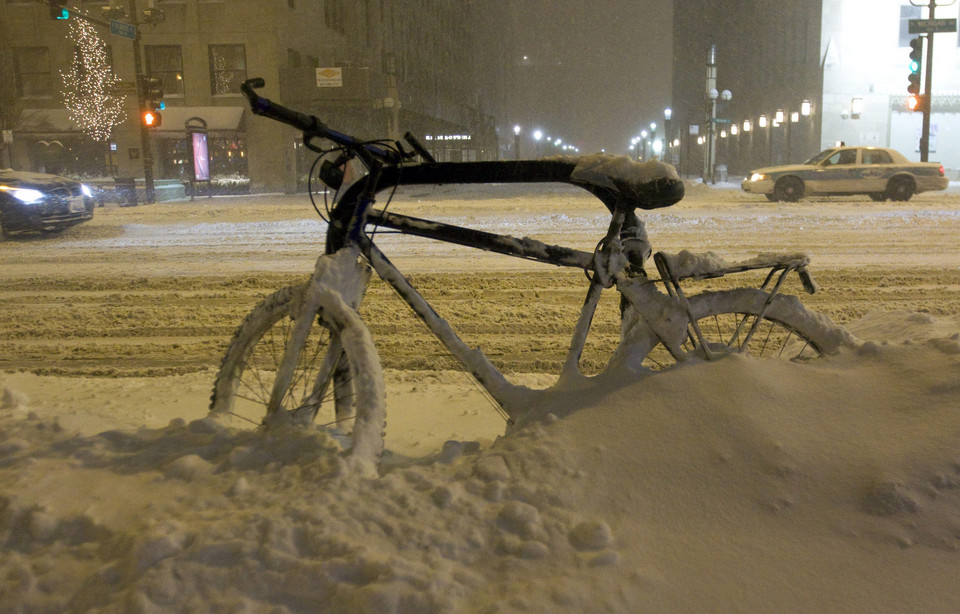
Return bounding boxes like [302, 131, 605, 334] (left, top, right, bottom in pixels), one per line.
[569, 154, 684, 211]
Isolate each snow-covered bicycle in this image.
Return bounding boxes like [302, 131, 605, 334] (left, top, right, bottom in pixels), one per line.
[209, 78, 855, 474]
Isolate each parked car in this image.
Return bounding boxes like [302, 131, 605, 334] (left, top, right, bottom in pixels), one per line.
[0, 169, 95, 240]
[741, 146, 948, 202]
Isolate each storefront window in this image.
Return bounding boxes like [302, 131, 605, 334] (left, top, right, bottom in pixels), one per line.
[157, 135, 247, 183]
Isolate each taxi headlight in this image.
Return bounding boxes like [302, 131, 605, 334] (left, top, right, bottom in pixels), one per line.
[748, 173, 767, 182]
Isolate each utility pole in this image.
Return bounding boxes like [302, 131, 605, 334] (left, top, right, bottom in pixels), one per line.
[703, 45, 716, 184]
[908, 0, 957, 161]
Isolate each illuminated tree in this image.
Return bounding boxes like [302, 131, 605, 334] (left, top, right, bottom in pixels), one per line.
[60, 20, 126, 142]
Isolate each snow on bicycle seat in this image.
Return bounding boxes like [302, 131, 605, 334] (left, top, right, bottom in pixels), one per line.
[569, 154, 684, 211]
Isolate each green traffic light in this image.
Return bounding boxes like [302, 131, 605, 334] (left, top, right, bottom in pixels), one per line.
[909, 60, 919, 73]
[56, 8, 69, 19]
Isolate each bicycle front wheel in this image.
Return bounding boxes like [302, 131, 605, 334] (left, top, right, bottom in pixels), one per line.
[638, 288, 851, 369]
[210, 284, 366, 431]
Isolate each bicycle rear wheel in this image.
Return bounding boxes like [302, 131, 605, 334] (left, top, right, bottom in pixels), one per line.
[210, 284, 385, 468]
[636, 288, 851, 370]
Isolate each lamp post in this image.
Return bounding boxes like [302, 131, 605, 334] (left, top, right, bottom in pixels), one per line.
[774, 109, 785, 165]
[648, 121, 657, 160]
[800, 99, 814, 158]
[513, 125, 521, 160]
[663, 107, 672, 164]
[758, 114, 771, 166]
[742, 118, 752, 172]
[702, 44, 733, 184]
[533, 129, 543, 158]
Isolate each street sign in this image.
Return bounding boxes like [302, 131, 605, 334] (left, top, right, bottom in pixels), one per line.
[909, 18, 957, 34]
[713, 118, 732, 124]
[110, 19, 136, 40]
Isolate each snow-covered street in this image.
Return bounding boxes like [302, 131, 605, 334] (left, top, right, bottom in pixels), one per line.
[1, 182, 960, 612]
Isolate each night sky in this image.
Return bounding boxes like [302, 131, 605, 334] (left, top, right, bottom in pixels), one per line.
[512, 0, 673, 155]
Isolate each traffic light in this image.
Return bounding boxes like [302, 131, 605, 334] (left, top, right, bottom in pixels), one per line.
[141, 109, 162, 128]
[48, 0, 69, 19]
[142, 76, 165, 111]
[140, 75, 164, 127]
[907, 94, 927, 113]
[907, 36, 923, 96]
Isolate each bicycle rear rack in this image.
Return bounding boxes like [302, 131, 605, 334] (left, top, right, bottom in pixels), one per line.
[653, 251, 819, 360]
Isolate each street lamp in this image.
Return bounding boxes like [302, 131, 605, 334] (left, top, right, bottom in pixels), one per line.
[664, 107, 672, 164]
[513, 125, 521, 160]
[705, 86, 732, 184]
[649, 122, 657, 159]
[533, 129, 543, 157]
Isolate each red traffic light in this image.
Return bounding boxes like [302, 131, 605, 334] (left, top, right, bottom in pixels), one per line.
[141, 110, 162, 128]
[906, 94, 926, 113]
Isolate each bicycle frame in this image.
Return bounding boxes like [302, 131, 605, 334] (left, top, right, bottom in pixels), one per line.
[300, 159, 692, 421]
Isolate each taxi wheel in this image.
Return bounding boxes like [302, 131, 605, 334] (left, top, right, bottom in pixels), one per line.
[773, 177, 804, 202]
[885, 177, 914, 202]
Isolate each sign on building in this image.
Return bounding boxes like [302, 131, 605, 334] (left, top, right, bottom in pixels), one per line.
[316, 67, 343, 88]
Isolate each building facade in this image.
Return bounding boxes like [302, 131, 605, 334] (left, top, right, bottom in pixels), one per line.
[671, 0, 824, 179]
[671, 0, 960, 180]
[821, 0, 960, 177]
[0, 0, 513, 194]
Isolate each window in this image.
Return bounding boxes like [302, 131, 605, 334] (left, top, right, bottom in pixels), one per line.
[824, 150, 857, 166]
[862, 150, 893, 165]
[899, 5, 922, 46]
[325, 0, 346, 33]
[13, 47, 53, 98]
[208, 44, 246, 95]
[287, 48, 301, 68]
[145, 45, 184, 96]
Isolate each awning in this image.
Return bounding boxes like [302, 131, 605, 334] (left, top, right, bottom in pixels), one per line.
[14, 106, 245, 135]
[155, 106, 245, 132]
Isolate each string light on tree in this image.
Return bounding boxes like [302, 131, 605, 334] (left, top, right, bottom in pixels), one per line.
[60, 19, 126, 142]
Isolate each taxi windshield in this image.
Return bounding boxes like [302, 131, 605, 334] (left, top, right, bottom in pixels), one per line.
[804, 149, 837, 165]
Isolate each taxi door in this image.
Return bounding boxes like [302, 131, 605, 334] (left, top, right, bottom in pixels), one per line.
[809, 148, 860, 193]
[857, 148, 895, 192]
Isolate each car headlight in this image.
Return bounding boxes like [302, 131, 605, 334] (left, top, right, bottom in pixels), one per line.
[748, 173, 767, 182]
[0, 185, 45, 204]
[81, 183, 93, 198]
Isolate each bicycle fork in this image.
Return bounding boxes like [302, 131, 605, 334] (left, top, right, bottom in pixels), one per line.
[265, 246, 372, 422]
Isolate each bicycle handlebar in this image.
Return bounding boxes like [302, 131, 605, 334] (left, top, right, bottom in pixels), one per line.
[241, 78, 401, 165]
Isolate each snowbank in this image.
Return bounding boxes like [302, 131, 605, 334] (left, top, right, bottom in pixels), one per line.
[2, 312, 960, 612]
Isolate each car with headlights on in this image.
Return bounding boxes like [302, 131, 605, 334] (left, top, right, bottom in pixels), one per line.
[0, 169, 95, 240]
[741, 146, 948, 202]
